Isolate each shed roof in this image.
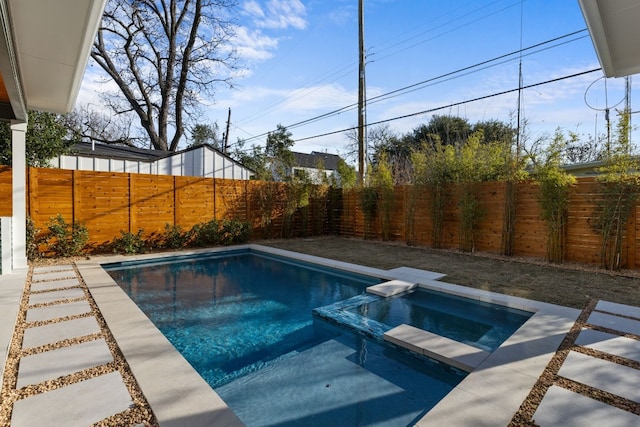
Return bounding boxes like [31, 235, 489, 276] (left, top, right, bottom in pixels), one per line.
[292, 151, 341, 171]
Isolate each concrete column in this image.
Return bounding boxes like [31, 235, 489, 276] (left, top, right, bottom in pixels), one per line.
[11, 121, 28, 271]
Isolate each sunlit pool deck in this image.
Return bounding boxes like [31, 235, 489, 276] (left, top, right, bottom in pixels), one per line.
[2, 244, 639, 426]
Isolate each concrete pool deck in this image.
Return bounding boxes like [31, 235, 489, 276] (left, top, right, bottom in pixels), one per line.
[1, 244, 639, 426]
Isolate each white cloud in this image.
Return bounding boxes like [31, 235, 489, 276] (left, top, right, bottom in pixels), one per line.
[242, 0, 308, 30]
[233, 25, 279, 62]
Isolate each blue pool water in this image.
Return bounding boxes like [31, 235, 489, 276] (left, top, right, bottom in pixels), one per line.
[348, 288, 531, 352]
[104, 250, 470, 426]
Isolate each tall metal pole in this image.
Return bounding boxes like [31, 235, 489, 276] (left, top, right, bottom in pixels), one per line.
[357, 0, 366, 185]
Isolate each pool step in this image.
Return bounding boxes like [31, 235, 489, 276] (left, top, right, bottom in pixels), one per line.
[366, 280, 416, 297]
[383, 324, 490, 372]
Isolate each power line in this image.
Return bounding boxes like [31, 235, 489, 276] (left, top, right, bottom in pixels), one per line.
[235, 0, 520, 129]
[292, 68, 602, 143]
[240, 30, 589, 144]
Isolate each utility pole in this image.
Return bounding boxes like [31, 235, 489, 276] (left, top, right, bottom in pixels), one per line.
[357, 0, 367, 185]
[223, 107, 231, 154]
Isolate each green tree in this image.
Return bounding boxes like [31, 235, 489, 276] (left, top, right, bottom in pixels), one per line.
[408, 115, 472, 149]
[265, 124, 295, 181]
[189, 123, 223, 150]
[0, 111, 71, 166]
[334, 158, 356, 189]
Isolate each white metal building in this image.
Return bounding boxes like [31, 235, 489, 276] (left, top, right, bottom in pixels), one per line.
[53, 142, 254, 180]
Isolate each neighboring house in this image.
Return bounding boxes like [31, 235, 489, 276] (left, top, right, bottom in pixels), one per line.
[560, 156, 640, 177]
[291, 151, 342, 184]
[52, 142, 254, 180]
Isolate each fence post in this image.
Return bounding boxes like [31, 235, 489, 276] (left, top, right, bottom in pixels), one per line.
[627, 202, 638, 269]
[129, 173, 135, 233]
[28, 168, 37, 227]
[72, 170, 78, 225]
[213, 177, 217, 220]
[173, 176, 178, 227]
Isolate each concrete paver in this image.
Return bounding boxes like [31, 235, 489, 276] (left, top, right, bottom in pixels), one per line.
[26, 300, 92, 323]
[587, 311, 640, 336]
[22, 316, 101, 349]
[11, 371, 133, 427]
[596, 300, 640, 320]
[384, 323, 489, 372]
[28, 288, 85, 305]
[30, 278, 80, 291]
[558, 351, 640, 403]
[533, 385, 639, 427]
[17, 338, 113, 388]
[366, 279, 416, 297]
[32, 265, 74, 273]
[31, 270, 77, 282]
[575, 329, 640, 363]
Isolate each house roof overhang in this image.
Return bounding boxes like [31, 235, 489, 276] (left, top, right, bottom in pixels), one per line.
[578, 0, 640, 78]
[0, 0, 106, 122]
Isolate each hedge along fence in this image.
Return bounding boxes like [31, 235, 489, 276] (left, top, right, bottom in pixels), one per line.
[0, 166, 638, 268]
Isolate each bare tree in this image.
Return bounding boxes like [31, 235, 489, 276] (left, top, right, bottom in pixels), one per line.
[64, 104, 139, 146]
[91, 0, 239, 151]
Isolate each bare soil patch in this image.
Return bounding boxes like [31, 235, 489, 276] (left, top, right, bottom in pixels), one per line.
[260, 236, 640, 309]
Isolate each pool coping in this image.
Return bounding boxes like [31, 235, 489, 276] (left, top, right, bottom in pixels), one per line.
[75, 244, 581, 426]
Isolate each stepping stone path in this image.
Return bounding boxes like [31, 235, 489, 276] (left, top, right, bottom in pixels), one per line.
[510, 299, 640, 426]
[0, 264, 157, 427]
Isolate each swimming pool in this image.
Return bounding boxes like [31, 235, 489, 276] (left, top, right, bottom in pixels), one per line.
[105, 249, 468, 425]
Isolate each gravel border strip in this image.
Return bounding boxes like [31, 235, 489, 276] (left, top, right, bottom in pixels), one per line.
[509, 299, 640, 426]
[0, 265, 159, 427]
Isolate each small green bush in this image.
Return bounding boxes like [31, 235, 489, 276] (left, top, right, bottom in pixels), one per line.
[220, 219, 251, 245]
[26, 216, 41, 261]
[189, 219, 221, 247]
[112, 229, 146, 255]
[46, 214, 88, 257]
[163, 224, 188, 249]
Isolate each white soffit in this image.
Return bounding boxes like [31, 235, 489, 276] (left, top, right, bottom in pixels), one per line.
[579, 0, 640, 78]
[9, 0, 106, 113]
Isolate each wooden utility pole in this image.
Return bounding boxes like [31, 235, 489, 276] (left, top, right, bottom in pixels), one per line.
[357, 0, 367, 185]
[223, 108, 232, 154]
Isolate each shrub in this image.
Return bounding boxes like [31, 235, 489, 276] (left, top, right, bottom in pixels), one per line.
[220, 219, 251, 245]
[46, 214, 88, 257]
[26, 216, 41, 261]
[359, 186, 378, 239]
[189, 219, 221, 247]
[112, 229, 146, 255]
[163, 224, 188, 249]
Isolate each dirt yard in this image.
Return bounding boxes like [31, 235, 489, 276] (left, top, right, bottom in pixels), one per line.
[260, 236, 640, 309]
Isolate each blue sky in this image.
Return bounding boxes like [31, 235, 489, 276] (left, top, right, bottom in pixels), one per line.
[79, 0, 636, 157]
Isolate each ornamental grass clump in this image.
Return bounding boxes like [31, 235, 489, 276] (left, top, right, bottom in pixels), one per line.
[590, 110, 640, 270]
[532, 130, 576, 263]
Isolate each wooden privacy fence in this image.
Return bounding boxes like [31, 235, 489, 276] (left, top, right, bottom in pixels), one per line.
[0, 166, 638, 268]
[0, 167, 327, 246]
